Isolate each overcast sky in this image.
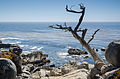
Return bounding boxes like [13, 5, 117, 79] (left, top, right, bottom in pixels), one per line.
[0, 0, 120, 22]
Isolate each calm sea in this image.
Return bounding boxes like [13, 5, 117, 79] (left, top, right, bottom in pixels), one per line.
[0, 22, 120, 66]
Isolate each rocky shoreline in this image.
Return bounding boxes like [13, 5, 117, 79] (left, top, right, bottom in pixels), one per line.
[1, 40, 120, 79]
[18, 51, 94, 79]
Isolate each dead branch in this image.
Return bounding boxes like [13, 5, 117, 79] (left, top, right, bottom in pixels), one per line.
[74, 5, 85, 32]
[66, 5, 83, 13]
[82, 29, 87, 39]
[87, 29, 100, 44]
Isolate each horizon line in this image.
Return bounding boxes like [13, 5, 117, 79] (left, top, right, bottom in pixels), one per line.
[0, 21, 120, 23]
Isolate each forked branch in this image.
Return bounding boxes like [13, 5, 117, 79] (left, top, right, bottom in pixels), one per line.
[87, 29, 100, 44]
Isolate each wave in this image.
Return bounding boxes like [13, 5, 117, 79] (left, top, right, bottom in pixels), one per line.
[16, 41, 21, 44]
[30, 46, 38, 50]
[66, 46, 73, 49]
[57, 52, 69, 58]
[0, 37, 19, 40]
[0, 41, 21, 45]
[37, 46, 44, 50]
[19, 45, 29, 48]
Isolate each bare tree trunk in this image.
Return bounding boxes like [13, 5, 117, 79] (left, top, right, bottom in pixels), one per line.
[50, 4, 105, 69]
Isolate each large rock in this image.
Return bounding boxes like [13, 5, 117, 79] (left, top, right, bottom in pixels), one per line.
[68, 48, 88, 55]
[105, 40, 120, 67]
[0, 58, 17, 79]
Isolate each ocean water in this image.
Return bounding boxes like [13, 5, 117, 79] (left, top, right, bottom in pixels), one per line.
[0, 22, 120, 66]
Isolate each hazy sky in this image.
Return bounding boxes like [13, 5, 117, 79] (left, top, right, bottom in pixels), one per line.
[0, 0, 120, 22]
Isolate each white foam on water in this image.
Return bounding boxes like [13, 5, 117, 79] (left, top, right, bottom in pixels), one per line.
[8, 41, 21, 44]
[30, 46, 37, 49]
[19, 45, 29, 48]
[19, 45, 24, 48]
[0, 37, 19, 40]
[57, 52, 69, 58]
[16, 41, 21, 44]
[37, 46, 44, 50]
[66, 46, 73, 49]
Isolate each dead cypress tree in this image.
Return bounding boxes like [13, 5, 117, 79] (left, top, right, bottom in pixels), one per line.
[50, 4, 105, 69]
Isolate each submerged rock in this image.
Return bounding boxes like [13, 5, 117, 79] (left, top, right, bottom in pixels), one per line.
[0, 58, 17, 79]
[68, 48, 88, 55]
[101, 47, 107, 51]
[105, 40, 120, 67]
